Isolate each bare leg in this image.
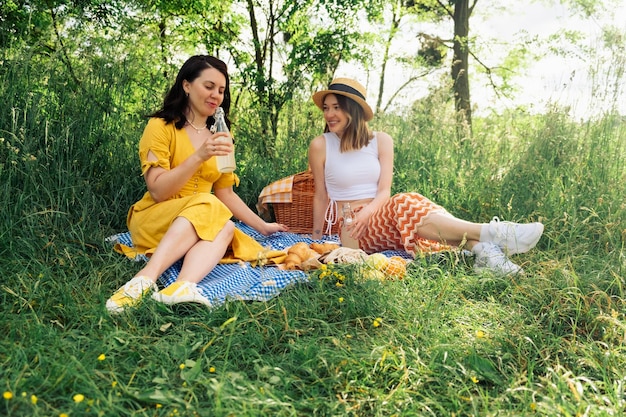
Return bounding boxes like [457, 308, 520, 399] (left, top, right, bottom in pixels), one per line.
[415, 212, 484, 249]
[176, 221, 235, 283]
[135, 217, 233, 283]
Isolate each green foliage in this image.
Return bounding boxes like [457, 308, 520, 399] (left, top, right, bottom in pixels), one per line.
[2, 2, 626, 415]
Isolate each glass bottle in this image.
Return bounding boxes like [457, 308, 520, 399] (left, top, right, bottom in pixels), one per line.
[341, 203, 360, 249]
[213, 107, 236, 173]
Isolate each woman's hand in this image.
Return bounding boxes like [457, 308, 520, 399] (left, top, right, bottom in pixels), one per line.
[195, 132, 233, 161]
[260, 222, 289, 236]
[350, 207, 372, 239]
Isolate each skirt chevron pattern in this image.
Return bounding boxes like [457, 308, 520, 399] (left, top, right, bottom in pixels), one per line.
[359, 193, 452, 256]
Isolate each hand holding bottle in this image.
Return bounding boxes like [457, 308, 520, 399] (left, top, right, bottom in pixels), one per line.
[213, 107, 236, 173]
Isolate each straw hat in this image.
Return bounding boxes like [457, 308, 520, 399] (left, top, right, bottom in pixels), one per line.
[312, 78, 374, 121]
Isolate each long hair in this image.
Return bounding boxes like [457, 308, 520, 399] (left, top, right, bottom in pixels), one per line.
[149, 55, 231, 130]
[323, 94, 372, 152]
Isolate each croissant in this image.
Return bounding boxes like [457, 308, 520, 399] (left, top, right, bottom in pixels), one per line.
[284, 242, 319, 270]
[310, 242, 340, 254]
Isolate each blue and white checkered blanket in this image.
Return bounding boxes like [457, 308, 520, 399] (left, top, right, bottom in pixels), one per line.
[107, 222, 412, 307]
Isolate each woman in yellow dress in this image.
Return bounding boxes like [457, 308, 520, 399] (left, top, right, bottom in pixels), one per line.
[106, 55, 287, 313]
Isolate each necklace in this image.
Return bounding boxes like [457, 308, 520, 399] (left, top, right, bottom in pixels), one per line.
[187, 120, 207, 133]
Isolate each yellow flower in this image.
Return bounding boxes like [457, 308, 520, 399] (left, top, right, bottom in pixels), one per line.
[156, 404, 163, 408]
[530, 402, 537, 411]
[179, 363, 185, 370]
[111, 381, 118, 387]
[209, 366, 216, 373]
[338, 297, 344, 303]
[98, 354, 106, 361]
[471, 376, 479, 383]
[60, 414, 69, 417]
[3, 391, 13, 400]
[475, 330, 485, 339]
[31, 394, 38, 405]
[73, 393, 85, 403]
[373, 318, 382, 328]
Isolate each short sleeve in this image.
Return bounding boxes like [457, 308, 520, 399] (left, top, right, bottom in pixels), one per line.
[214, 172, 240, 189]
[138, 118, 174, 175]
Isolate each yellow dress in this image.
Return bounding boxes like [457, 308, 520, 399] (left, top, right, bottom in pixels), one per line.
[116, 118, 286, 265]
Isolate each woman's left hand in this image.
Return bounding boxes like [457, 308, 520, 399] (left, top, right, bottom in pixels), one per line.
[350, 210, 371, 239]
[261, 222, 289, 236]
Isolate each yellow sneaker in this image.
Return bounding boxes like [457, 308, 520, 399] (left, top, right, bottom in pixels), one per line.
[106, 276, 157, 313]
[152, 281, 212, 307]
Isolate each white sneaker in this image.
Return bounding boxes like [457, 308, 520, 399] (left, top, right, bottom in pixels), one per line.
[152, 281, 212, 307]
[482, 217, 544, 255]
[473, 242, 524, 276]
[106, 276, 158, 313]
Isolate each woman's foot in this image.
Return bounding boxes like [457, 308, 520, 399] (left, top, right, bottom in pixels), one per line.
[472, 242, 523, 276]
[152, 281, 212, 307]
[106, 276, 157, 313]
[480, 217, 544, 255]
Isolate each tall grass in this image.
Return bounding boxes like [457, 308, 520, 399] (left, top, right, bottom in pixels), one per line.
[1, 50, 626, 416]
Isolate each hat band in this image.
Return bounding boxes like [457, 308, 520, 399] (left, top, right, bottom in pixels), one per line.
[328, 83, 366, 101]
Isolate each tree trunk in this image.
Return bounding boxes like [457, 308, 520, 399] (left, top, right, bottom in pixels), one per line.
[452, 0, 472, 138]
[376, 3, 401, 115]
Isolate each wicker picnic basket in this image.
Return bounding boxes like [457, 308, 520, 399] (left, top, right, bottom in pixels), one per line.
[272, 170, 339, 235]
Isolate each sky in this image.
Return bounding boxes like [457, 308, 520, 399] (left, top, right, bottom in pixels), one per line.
[335, 1, 626, 120]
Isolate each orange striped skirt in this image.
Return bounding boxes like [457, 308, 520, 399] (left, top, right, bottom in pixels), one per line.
[358, 193, 453, 256]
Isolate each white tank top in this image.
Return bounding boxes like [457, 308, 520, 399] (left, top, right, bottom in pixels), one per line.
[324, 132, 380, 201]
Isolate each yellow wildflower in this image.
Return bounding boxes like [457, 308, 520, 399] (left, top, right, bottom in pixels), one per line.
[179, 363, 185, 370]
[98, 354, 106, 361]
[338, 297, 344, 303]
[471, 376, 479, 383]
[209, 367, 216, 373]
[31, 394, 38, 405]
[373, 318, 382, 328]
[475, 330, 485, 339]
[73, 393, 85, 403]
[3, 391, 13, 400]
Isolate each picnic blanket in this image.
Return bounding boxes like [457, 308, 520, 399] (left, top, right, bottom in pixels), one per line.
[107, 222, 413, 308]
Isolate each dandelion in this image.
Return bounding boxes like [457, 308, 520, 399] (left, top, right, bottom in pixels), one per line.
[156, 404, 163, 408]
[111, 381, 118, 388]
[31, 394, 38, 405]
[209, 367, 216, 373]
[73, 393, 85, 403]
[338, 297, 344, 303]
[530, 402, 537, 411]
[60, 413, 69, 417]
[373, 317, 382, 328]
[98, 354, 106, 361]
[475, 330, 485, 339]
[3, 391, 13, 400]
[179, 363, 186, 370]
[471, 376, 479, 383]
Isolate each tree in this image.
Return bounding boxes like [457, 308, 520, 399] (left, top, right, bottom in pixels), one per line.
[434, 0, 475, 138]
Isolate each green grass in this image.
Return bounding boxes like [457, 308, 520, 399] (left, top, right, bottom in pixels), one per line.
[2, 53, 626, 416]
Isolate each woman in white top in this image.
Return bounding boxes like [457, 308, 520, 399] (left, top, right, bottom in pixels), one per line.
[308, 78, 544, 276]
